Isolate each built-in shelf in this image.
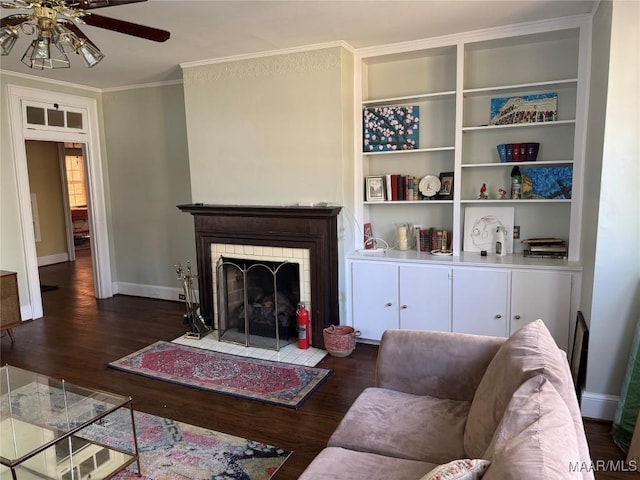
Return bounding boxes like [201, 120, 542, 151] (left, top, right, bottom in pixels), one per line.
[463, 120, 576, 131]
[363, 146, 455, 156]
[463, 79, 578, 97]
[460, 199, 572, 204]
[363, 91, 457, 106]
[364, 200, 454, 205]
[461, 160, 574, 168]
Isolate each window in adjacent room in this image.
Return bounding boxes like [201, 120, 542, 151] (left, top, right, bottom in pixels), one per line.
[64, 142, 87, 208]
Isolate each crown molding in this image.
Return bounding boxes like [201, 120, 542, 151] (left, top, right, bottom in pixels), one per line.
[0, 69, 102, 93]
[101, 79, 183, 93]
[180, 40, 354, 70]
[356, 13, 592, 58]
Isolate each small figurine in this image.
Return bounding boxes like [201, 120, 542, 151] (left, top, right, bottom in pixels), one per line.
[498, 188, 507, 200]
[479, 183, 488, 200]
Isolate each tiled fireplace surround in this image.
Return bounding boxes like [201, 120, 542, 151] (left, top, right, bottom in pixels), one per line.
[178, 204, 342, 349]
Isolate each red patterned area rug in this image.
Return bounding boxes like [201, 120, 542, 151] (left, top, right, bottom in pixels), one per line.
[82, 410, 291, 480]
[108, 341, 331, 408]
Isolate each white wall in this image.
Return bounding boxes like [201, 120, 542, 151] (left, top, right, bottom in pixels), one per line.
[102, 83, 195, 297]
[582, 0, 640, 419]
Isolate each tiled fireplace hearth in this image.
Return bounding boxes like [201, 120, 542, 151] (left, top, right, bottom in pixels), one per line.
[178, 204, 342, 349]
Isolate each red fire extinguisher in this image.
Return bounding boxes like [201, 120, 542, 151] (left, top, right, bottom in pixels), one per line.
[297, 303, 309, 350]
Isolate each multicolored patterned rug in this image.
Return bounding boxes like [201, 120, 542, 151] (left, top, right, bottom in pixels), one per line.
[108, 341, 331, 408]
[82, 410, 291, 480]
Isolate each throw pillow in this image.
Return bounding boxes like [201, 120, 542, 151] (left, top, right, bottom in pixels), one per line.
[420, 459, 490, 480]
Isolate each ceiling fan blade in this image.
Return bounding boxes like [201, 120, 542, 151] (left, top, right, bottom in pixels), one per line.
[74, 0, 148, 10]
[81, 13, 170, 42]
[1, 14, 29, 28]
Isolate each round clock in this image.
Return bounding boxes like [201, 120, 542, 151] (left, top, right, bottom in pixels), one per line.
[419, 175, 442, 198]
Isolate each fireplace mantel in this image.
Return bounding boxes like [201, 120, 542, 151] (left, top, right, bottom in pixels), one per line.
[178, 204, 342, 349]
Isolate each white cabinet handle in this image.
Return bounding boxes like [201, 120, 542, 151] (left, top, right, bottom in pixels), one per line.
[495, 314, 502, 319]
[385, 302, 392, 307]
[514, 314, 521, 320]
[401, 304, 408, 309]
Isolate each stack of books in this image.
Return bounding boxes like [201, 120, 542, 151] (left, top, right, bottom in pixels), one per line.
[522, 238, 567, 259]
[416, 228, 450, 253]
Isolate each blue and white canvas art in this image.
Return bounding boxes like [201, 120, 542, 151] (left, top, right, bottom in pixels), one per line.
[363, 106, 419, 152]
[490, 93, 557, 125]
[521, 166, 573, 199]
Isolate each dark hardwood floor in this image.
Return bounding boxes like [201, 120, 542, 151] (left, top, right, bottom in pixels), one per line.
[0, 249, 635, 479]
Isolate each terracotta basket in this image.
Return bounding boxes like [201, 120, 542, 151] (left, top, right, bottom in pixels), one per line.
[323, 325, 361, 357]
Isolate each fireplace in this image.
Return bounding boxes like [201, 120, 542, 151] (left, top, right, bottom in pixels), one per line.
[177, 204, 342, 349]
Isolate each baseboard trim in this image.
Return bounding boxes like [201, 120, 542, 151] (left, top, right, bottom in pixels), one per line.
[37, 253, 69, 267]
[581, 392, 620, 420]
[113, 282, 187, 302]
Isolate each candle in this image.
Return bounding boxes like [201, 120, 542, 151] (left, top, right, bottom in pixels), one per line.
[398, 225, 409, 250]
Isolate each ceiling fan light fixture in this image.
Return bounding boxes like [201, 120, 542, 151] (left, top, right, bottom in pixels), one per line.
[0, 26, 19, 56]
[21, 37, 70, 69]
[2, 0, 169, 70]
[75, 38, 103, 67]
[52, 23, 78, 53]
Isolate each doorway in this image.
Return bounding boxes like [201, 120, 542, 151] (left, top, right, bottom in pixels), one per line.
[8, 85, 112, 320]
[25, 140, 94, 299]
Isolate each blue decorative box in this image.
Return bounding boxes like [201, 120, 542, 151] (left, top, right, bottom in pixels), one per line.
[521, 166, 573, 199]
[363, 106, 419, 152]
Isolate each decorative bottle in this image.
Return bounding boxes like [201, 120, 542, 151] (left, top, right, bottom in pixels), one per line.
[510, 166, 522, 199]
[496, 226, 507, 256]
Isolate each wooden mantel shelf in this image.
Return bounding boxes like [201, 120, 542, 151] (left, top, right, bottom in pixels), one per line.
[177, 203, 342, 218]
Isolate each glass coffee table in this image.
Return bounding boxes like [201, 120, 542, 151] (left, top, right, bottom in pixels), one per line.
[0, 365, 140, 479]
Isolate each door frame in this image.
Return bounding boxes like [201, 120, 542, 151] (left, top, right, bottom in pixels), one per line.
[57, 142, 76, 263]
[8, 85, 113, 319]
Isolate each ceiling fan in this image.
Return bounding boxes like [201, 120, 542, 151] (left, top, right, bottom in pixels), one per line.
[0, 0, 170, 69]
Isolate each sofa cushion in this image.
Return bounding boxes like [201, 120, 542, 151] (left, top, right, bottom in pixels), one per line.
[464, 319, 571, 458]
[420, 459, 491, 480]
[482, 375, 582, 479]
[298, 447, 437, 480]
[328, 387, 470, 464]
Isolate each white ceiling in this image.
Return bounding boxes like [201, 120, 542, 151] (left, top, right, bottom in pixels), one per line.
[0, 0, 596, 90]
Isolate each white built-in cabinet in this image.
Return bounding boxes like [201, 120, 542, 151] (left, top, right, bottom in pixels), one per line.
[349, 18, 589, 351]
[349, 258, 576, 351]
[351, 261, 450, 340]
[509, 270, 572, 349]
[451, 268, 509, 337]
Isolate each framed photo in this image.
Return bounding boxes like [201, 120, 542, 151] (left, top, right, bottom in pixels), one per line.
[438, 172, 454, 200]
[365, 176, 386, 202]
[570, 311, 589, 404]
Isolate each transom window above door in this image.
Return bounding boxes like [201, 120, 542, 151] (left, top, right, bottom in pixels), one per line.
[22, 100, 87, 133]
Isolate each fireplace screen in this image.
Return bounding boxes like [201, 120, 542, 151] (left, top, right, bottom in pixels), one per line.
[216, 256, 300, 350]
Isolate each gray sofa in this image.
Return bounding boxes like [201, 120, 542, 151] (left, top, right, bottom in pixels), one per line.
[300, 320, 594, 479]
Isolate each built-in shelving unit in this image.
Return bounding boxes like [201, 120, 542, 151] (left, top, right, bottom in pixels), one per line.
[354, 18, 588, 263]
[349, 17, 590, 350]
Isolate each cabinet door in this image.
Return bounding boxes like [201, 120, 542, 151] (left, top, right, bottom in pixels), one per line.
[399, 265, 450, 332]
[351, 262, 399, 341]
[452, 268, 509, 337]
[510, 270, 572, 351]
